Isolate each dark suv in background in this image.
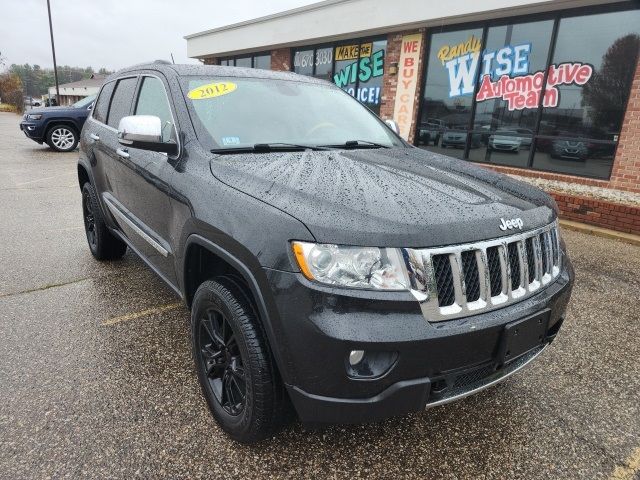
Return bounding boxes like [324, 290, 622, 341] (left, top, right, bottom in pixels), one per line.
[78, 62, 574, 443]
[20, 94, 96, 151]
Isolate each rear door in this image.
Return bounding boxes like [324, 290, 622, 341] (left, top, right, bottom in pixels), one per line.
[83, 80, 116, 200]
[102, 76, 139, 202]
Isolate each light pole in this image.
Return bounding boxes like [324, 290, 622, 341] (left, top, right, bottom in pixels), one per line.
[46, 0, 60, 102]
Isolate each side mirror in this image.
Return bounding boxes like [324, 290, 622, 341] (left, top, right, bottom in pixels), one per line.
[87, 102, 94, 111]
[384, 119, 400, 134]
[117, 115, 178, 155]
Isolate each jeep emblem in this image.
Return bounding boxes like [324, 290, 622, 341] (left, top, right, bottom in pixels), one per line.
[499, 217, 524, 231]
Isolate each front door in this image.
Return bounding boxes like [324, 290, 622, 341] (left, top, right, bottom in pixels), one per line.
[104, 74, 180, 286]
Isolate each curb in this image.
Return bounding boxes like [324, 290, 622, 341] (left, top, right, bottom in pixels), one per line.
[559, 219, 640, 247]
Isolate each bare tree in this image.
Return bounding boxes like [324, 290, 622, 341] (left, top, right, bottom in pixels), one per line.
[583, 34, 640, 134]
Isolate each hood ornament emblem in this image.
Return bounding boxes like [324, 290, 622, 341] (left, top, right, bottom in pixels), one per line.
[499, 217, 524, 231]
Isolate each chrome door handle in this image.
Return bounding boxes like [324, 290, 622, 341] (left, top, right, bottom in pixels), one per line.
[89, 133, 100, 141]
[116, 148, 130, 159]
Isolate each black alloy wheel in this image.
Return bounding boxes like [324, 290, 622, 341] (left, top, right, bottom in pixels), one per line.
[82, 187, 97, 250]
[198, 307, 247, 416]
[80, 182, 127, 260]
[191, 279, 288, 443]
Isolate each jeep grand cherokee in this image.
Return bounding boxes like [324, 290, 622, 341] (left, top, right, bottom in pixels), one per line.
[77, 62, 574, 443]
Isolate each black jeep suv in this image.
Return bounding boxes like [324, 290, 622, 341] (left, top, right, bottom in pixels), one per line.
[78, 62, 574, 443]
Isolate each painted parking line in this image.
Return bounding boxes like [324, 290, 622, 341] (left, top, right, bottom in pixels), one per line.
[15, 171, 74, 186]
[610, 447, 640, 480]
[102, 302, 183, 326]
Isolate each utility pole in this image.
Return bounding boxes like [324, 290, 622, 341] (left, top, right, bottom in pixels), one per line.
[46, 0, 60, 102]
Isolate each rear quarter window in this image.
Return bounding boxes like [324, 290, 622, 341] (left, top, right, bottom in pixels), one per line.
[92, 81, 115, 124]
[107, 77, 138, 129]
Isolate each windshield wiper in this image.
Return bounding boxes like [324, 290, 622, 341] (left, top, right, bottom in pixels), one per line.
[321, 140, 390, 149]
[211, 142, 330, 154]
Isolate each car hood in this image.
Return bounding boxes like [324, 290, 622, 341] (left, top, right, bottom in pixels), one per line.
[209, 147, 556, 247]
[491, 135, 521, 141]
[25, 106, 77, 116]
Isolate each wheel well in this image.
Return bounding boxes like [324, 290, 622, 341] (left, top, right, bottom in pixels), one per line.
[184, 243, 256, 311]
[45, 121, 79, 140]
[77, 164, 90, 189]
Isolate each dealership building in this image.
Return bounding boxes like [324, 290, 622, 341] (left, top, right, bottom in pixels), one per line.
[186, 0, 640, 234]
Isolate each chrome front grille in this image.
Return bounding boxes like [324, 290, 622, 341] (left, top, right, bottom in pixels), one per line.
[402, 222, 562, 322]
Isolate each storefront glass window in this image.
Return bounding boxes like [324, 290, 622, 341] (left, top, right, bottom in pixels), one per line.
[417, 6, 640, 179]
[314, 47, 333, 81]
[416, 28, 483, 158]
[235, 56, 252, 68]
[219, 53, 271, 70]
[293, 49, 314, 76]
[533, 9, 640, 179]
[468, 19, 553, 168]
[254, 54, 271, 70]
[293, 39, 387, 115]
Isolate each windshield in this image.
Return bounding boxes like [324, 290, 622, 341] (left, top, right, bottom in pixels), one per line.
[181, 76, 403, 150]
[72, 94, 97, 108]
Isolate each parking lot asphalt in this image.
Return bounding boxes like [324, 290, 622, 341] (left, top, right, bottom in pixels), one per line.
[0, 111, 639, 479]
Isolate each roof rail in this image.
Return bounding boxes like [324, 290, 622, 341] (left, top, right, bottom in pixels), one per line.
[154, 59, 172, 65]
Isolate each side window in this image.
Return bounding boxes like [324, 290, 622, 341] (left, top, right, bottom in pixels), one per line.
[107, 77, 138, 129]
[93, 81, 115, 124]
[134, 76, 175, 143]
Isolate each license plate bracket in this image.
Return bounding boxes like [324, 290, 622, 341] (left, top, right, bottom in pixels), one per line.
[497, 310, 550, 364]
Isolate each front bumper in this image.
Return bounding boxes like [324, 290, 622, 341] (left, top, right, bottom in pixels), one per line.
[19, 122, 44, 142]
[442, 139, 466, 147]
[490, 142, 520, 151]
[264, 259, 573, 424]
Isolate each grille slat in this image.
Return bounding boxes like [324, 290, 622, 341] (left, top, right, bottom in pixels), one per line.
[403, 223, 562, 322]
[539, 233, 549, 275]
[432, 254, 455, 307]
[507, 242, 521, 290]
[525, 238, 536, 284]
[550, 227, 559, 267]
[486, 246, 503, 297]
[461, 251, 481, 302]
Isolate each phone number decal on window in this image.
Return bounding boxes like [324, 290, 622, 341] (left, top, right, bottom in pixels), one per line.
[187, 82, 237, 100]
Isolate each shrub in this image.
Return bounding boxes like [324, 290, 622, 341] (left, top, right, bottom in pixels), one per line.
[3, 89, 24, 113]
[0, 73, 24, 113]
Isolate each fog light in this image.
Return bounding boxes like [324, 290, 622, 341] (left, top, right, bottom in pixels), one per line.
[349, 350, 365, 366]
[345, 350, 399, 379]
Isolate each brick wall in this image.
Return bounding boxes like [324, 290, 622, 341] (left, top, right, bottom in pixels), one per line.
[550, 193, 640, 235]
[609, 60, 640, 192]
[380, 29, 426, 144]
[271, 48, 291, 71]
[480, 164, 613, 189]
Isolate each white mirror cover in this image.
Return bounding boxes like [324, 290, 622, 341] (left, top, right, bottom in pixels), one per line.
[118, 115, 162, 143]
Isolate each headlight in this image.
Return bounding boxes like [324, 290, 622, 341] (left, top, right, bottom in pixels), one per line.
[26, 114, 42, 120]
[292, 241, 409, 290]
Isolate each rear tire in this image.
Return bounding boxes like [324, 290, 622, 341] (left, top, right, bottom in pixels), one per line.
[46, 124, 78, 152]
[81, 182, 127, 260]
[191, 278, 286, 443]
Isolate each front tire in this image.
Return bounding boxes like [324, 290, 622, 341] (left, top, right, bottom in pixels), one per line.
[47, 125, 78, 152]
[81, 182, 127, 260]
[191, 279, 286, 443]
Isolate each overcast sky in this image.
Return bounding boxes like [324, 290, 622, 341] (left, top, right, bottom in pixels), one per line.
[1, 0, 317, 71]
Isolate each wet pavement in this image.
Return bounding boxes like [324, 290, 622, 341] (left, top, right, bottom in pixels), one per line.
[0, 112, 639, 479]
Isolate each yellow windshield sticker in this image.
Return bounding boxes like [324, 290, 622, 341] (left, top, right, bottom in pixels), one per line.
[187, 82, 237, 100]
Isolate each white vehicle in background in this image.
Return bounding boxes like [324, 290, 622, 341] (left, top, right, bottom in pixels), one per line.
[488, 129, 523, 152]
